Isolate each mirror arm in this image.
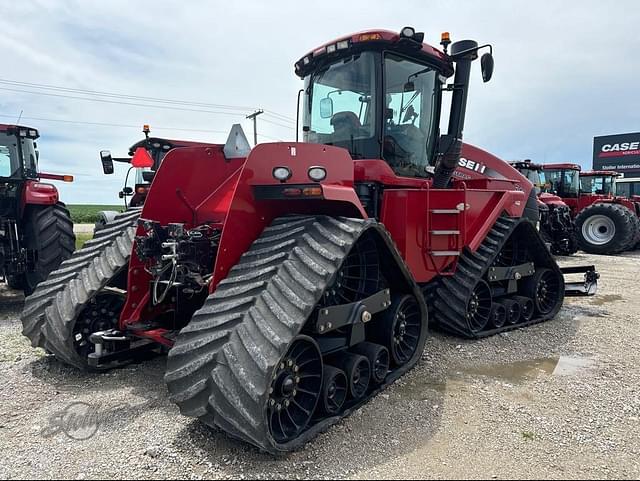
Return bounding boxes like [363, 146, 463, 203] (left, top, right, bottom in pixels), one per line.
[449, 43, 492, 61]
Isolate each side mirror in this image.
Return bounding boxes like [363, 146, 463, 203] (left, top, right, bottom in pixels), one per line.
[122, 187, 133, 196]
[100, 150, 114, 175]
[481, 53, 494, 83]
[320, 97, 334, 119]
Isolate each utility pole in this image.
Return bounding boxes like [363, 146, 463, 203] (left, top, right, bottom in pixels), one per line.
[246, 109, 264, 146]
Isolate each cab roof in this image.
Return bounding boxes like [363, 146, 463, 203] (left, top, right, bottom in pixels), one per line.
[295, 28, 454, 78]
[0, 123, 39, 138]
[581, 170, 622, 177]
[542, 163, 581, 171]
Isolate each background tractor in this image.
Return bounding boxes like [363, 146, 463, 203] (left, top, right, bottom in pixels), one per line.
[543, 164, 640, 254]
[95, 125, 219, 230]
[22, 27, 597, 453]
[510, 159, 578, 255]
[0, 124, 75, 294]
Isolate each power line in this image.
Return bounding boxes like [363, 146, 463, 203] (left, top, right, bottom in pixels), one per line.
[0, 78, 297, 125]
[260, 117, 296, 131]
[0, 113, 229, 135]
[0, 78, 256, 112]
[0, 87, 251, 117]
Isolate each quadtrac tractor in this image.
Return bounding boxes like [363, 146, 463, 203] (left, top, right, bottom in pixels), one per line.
[0, 124, 75, 295]
[544, 164, 640, 254]
[94, 125, 219, 230]
[510, 159, 578, 255]
[21, 27, 598, 453]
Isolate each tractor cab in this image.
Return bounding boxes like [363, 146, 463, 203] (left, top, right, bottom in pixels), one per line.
[297, 28, 493, 181]
[0, 125, 39, 182]
[542, 164, 581, 200]
[510, 159, 548, 194]
[579, 171, 620, 197]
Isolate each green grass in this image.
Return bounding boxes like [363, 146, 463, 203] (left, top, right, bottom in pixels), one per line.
[68, 204, 123, 224]
[75, 232, 93, 250]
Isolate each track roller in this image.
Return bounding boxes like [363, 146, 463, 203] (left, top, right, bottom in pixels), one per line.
[332, 353, 371, 400]
[489, 303, 507, 329]
[319, 366, 348, 415]
[497, 298, 522, 325]
[351, 342, 390, 385]
[513, 295, 534, 323]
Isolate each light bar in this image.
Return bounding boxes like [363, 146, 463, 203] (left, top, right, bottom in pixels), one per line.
[337, 40, 349, 50]
[326, 44, 337, 54]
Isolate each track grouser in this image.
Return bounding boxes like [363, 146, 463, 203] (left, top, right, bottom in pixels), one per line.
[21, 27, 598, 453]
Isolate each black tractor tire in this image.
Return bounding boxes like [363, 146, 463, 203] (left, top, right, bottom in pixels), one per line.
[575, 203, 636, 255]
[20, 209, 140, 349]
[20, 203, 76, 296]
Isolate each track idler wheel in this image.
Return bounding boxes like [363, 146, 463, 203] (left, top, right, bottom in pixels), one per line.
[319, 366, 348, 415]
[373, 294, 423, 367]
[489, 303, 507, 329]
[268, 336, 323, 445]
[497, 298, 522, 325]
[333, 353, 371, 400]
[466, 280, 492, 334]
[513, 296, 535, 323]
[351, 342, 390, 385]
[522, 267, 563, 316]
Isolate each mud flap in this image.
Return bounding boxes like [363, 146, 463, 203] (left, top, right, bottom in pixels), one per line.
[561, 265, 599, 297]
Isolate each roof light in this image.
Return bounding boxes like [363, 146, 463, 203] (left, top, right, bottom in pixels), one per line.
[359, 33, 382, 42]
[326, 44, 337, 54]
[337, 40, 349, 50]
[400, 26, 416, 38]
[28, 130, 37, 137]
[273, 166, 292, 182]
[441, 32, 451, 43]
[19, 130, 27, 137]
[303, 56, 311, 65]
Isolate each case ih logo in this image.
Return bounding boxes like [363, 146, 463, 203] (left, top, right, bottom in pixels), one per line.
[598, 141, 640, 158]
[593, 132, 640, 174]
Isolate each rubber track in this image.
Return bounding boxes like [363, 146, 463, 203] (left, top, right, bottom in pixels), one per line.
[20, 209, 140, 349]
[165, 215, 420, 453]
[432, 217, 563, 339]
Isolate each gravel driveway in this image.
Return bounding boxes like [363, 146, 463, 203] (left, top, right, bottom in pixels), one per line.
[0, 252, 638, 479]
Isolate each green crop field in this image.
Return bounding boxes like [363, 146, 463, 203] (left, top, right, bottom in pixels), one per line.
[68, 204, 123, 224]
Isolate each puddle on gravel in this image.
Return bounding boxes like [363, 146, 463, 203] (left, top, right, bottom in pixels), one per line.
[589, 294, 623, 306]
[398, 356, 593, 401]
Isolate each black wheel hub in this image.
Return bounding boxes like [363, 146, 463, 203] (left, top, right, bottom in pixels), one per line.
[535, 272, 561, 315]
[268, 337, 322, 444]
[466, 281, 492, 333]
[389, 296, 421, 366]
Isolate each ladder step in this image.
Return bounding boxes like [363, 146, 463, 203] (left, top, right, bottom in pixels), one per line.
[431, 209, 460, 214]
[430, 251, 461, 257]
[431, 230, 461, 235]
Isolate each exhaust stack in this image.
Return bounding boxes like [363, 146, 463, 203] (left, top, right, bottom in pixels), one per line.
[432, 39, 479, 189]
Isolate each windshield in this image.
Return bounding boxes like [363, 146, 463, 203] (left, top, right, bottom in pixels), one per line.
[303, 52, 377, 159]
[519, 168, 546, 194]
[545, 169, 579, 197]
[580, 175, 616, 196]
[0, 133, 38, 179]
[383, 53, 439, 177]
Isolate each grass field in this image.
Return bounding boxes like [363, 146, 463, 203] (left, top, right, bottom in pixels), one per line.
[75, 232, 93, 250]
[68, 204, 123, 224]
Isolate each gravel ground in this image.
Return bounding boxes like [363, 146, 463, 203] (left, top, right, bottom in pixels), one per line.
[0, 251, 638, 480]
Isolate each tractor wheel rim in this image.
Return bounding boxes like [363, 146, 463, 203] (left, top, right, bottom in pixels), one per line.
[268, 336, 322, 444]
[582, 215, 616, 246]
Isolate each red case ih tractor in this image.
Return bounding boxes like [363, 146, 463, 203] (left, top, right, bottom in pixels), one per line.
[21, 28, 597, 453]
[510, 160, 578, 255]
[95, 125, 219, 229]
[0, 124, 75, 295]
[543, 164, 640, 254]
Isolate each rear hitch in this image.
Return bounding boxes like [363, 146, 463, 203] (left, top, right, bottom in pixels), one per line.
[561, 265, 599, 297]
[87, 329, 157, 369]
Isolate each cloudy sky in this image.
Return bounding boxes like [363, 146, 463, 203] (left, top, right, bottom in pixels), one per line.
[1, 0, 638, 204]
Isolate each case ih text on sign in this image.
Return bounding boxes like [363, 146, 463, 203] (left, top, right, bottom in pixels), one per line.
[593, 132, 640, 175]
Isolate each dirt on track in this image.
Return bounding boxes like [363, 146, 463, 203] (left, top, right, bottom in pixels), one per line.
[0, 252, 638, 480]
